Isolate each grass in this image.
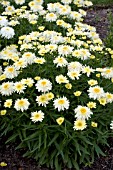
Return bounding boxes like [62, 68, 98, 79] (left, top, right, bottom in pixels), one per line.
[91, 0, 113, 5]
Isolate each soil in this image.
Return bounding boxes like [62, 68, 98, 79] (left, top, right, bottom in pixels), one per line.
[84, 6, 113, 40]
[0, 5, 113, 170]
[0, 137, 113, 170]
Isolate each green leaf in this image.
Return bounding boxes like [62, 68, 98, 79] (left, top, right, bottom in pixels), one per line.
[38, 133, 42, 149]
[44, 130, 47, 149]
[23, 131, 38, 141]
[5, 133, 18, 144]
[79, 136, 93, 145]
[67, 158, 72, 169]
[54, 156, 61, 170]
[48, 133, 59, 146]
[93, 143, 106, 157]
[71, 159, 80, 170]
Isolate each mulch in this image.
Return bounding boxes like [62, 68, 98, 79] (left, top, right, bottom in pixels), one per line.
[84, 6, 113, 40]
[0, 5, 113, 170]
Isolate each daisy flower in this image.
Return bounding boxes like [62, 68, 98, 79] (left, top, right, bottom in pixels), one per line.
[30, 110, 44, 123]
[45, 12, 57, 22]
[105, 92, 113, 103]
[98, 98, 107, 106]
[53, 96, 70, 111]
[67, 70, 81, 80]
[35, 79, 52, 92]
[14, 82, 26, 94]
[22, 52, 36, 65]
[56, 117, 64, 125]
[58, 6, 71, 15]
[65, 83, 72, 89]
[91, 122, 98, 127]
[21, 78, 34, 87]
[14, 98, 30, 112]
[58, 45, 73, 56]
[61, 0, 72, 4]
[74, 91, 82, 96]
[0, 110, 7, 115]
[87, 85, 105, 100]
[53, 56, 68, 67]
[47, 3, 56, 12]
[74, 105, 93, 120]
[34, 57, 46, 64]
[14, 59, 27, 70]
[88, 79, 98, 86]
[101, 68, 113, 79]
[0, 81, 14, 96]
[1, 1, 10, 7]
[0, 16, 8, 27]
[36, 94, 49, 107]
[14, 0, 25, 5]
[5, 5, 15, 13]
[82, 66, 94, 77]
[87, 102, 96, 109]
[56, 74, 69, 84]
[34, 0, 44, 5]
[0, 26, 15, 39]
[4, 66, 19, 79]
[73, 119, 87, 130]
[45, 44, 57, 52]
[68, 61, 82, 72]
[46, 92, 54, 100]
[4, 99, 12, 108]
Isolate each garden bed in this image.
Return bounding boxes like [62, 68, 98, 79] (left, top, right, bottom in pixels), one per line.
[0, 1, 113, 170]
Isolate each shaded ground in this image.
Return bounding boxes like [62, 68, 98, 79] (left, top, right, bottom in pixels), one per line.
[84, 6, 113, 40]
[0, 6, 113, 170]
[0, 137, 113, 170]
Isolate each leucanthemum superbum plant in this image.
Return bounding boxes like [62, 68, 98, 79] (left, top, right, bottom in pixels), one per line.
[0, 0, 113, 169]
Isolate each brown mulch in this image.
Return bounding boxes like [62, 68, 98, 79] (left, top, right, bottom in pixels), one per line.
[0, 137, 113, 170]
[84, 6, 113, 40]
[0, 6, 113, 170]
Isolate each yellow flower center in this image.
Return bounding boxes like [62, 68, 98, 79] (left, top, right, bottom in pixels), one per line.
[63, 46, 68, 51]
[107, 94, 112, 99]
[105, 69, 111, 74]
[3, 84, 9, 89]
[58, 99, 65, 105]
[93, 88, 100, 93]
[80, 108, 87, 115]
[8, 67, 14, 72]
[35, 114, 40, 119]
[62, 8, 67, 12]
[41, 81, 47, 86]
[49, 13, 54, 17]
[25, 53, 31, 57]
[7, 6, 12, 11]
[16, 84, 23, 89]
[39, 96, 47, 102]
[18, 100, 25, 106]
[77, 122, 82, 126]
[71, 72, 77, 76]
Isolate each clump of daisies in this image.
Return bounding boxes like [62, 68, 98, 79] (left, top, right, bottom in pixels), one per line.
[0, 0, 113, 169]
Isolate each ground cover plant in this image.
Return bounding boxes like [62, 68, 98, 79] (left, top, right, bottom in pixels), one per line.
[0, 0, 113, 169]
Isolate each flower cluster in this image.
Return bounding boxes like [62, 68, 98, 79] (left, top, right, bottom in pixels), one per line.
[0, 0, 113, 132]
